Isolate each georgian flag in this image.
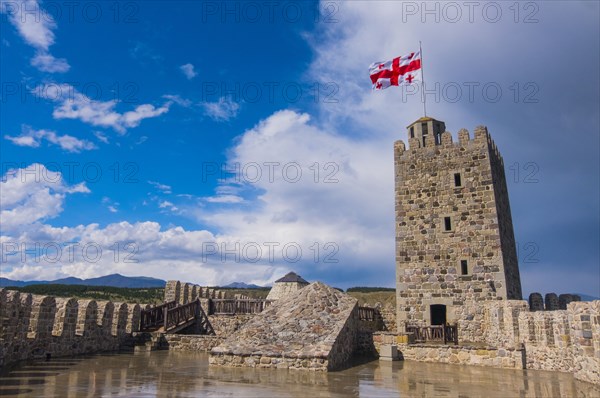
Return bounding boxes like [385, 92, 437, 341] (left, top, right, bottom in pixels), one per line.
[369, 51, 422, 90]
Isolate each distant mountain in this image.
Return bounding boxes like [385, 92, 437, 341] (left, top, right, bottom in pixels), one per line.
[221, 282, 264, 289]
[0, 274, 166, 288]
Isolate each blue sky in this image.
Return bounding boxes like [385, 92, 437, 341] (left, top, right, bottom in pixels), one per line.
[1, 1, 598, 297]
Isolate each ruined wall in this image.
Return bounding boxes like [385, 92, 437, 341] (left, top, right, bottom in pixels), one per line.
[395, 126, 522, 330]
[0, 288, 142, 369]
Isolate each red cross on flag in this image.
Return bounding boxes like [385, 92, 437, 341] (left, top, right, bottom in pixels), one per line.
[369, 51, 422, 90]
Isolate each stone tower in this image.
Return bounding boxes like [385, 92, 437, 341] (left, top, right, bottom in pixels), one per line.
[395, 116, 522, 330]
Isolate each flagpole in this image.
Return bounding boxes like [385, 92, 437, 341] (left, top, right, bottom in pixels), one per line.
[419, 41, 427, 117]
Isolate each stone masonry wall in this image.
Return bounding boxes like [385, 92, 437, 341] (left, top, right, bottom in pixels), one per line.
[371, 299, 600, 385]
[395, 126, 522, 330]
[208, 315, 254, 336]
[0, 288, 143, 369]
[163, 335, 225, 352]
[514, 300, 600, 385]
[163, 280, 238, 304]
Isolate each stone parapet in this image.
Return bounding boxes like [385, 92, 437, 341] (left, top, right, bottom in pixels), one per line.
[0, 288, 144, 369]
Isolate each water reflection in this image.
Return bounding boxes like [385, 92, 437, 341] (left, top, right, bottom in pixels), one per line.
[0, 351, 598, 397]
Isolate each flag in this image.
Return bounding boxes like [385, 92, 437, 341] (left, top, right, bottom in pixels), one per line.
[369, 51, 422, 90]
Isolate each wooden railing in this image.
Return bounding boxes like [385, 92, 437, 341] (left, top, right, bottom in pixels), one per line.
[208, 299, 272, 315]
[140, 300, 177, 330]
[164, 300, 199, 331]
[358, 306, 377, 321]
[405, 324, 459, 345]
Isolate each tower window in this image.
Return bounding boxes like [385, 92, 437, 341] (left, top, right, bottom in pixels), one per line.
[454, 173, 462, 187]
[461, 260, 468, 275]
[410, 126, 414, 138]
[422, 136, 427, 147]
[421, 122, 428, 135]
[444, 216, 452, 231]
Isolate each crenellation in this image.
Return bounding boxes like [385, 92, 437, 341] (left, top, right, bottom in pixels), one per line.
[96, 301, 114, 335]
[16, 293, 33, 340]
[165, 280, 181, 303]
[424, 134, 436, 147]
[189, 285, 198, 302]
[125, 303, 141, 334]
[27, 295, 56, 339]
[441, 131, 453, 146]
[408, 137, 421, 149]
[52, 298, 78, 338]
[0, 290, 150, 370]
[180, 283, 190, 305]
[545, 293, 559, 310]
[76, 300, 98, 337]
[458, 128, 470, 144]
[394, 140, 405, 155]
[112, 303, 128, 337]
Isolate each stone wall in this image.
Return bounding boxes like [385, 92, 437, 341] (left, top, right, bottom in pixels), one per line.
[398, 343, 524, 369]
[371, 299, 600, 385]
[0, 288, 142, 369]
[163, 335, 225, 352]
[395, 125, 522, 330]
[208, 315, 253, 336]
[163, 280, 237, 304]
[266, 282, 308, 300]
[515, 300, 600, 385]
[210, 282, 360, 371]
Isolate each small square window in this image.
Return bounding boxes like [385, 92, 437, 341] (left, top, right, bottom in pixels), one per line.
[454, 173, 462, 187]
[444, 217, 452, 231]
[460, 260, 468, 275]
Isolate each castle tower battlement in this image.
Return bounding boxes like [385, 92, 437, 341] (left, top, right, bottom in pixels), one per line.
[395, 117, 522, 330]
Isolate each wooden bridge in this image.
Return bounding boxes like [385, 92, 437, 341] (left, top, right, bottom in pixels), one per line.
[208, 299, 272, 315]
[140, 299, 215, 335]
[405, 324, 459, 345]
[140, 297, 274, 334]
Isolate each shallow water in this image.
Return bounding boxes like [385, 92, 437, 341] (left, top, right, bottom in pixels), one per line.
[0, 351, 598, 397]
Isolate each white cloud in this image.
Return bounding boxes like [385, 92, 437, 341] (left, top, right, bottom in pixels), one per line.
[163, 94, 192, 107]
[0, 164, 89, 232]
[4, 125, 96, 152]
[102, 197, 119, 213]
[205, 195, 244, 204]
[94, 131, 109, 144]
[179, 63, 197, 79]
[32, 83, 172, 134]
[148, 180, 172, 194]
[159, 200, 174, 208]
[188, 109, 395, 287]
[30, 51, 70, 73]
[200, 96, 240, 121]
[1, 0, 54, 50]
[1, 0, 70, 73]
